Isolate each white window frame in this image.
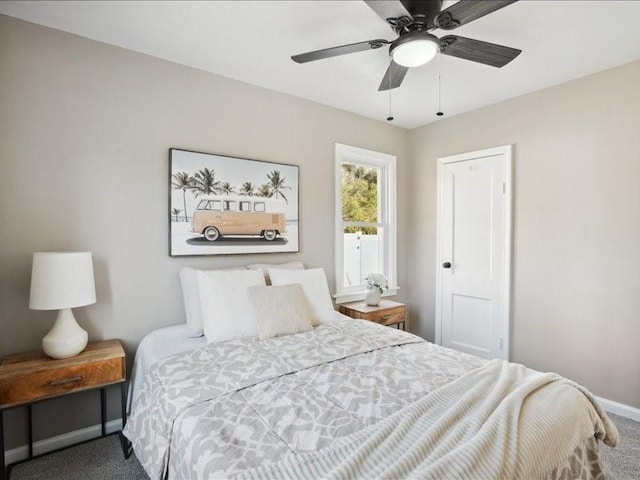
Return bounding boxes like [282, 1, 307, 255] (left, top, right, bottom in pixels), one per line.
[334, 143, 397, 304]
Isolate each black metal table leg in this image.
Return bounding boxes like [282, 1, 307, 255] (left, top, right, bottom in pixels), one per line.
[1, 409, 5, 480]
[100, 388, 106, 437]
[118, 382, 132, 459]
[27, 404, 33, 459]
[120, 382, 127, 429]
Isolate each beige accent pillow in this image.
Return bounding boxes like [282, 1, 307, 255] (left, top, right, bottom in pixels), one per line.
[179, 266, 247, 337]
[197, 269, 266, 344]
[268, 268, 336, 326]
[247, 261, 305, 284]
[248, 284, 314, 340]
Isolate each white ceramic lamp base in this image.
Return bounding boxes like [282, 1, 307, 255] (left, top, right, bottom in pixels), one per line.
[42, 308, 88, 359]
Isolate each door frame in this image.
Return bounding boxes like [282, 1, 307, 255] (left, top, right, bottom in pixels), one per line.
[434, 145, 513, 360]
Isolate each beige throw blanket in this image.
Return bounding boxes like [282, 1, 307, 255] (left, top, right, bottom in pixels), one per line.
[237, 359, 618, 480]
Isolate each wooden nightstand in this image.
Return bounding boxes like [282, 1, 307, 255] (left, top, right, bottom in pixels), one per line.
[339, 300, 407, 330]
[0, 340, 126, 480]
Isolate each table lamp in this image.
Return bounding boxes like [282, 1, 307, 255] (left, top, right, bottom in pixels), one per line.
[29, 252, 96, 359]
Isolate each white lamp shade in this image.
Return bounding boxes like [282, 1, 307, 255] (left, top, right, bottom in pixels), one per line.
[29, 252, 96, 310]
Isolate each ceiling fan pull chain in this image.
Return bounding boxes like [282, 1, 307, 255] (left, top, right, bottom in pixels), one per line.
[387, 63, 394, 121]
[437, 52, 444, 117]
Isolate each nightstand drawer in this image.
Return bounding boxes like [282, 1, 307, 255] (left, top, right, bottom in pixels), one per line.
[0, 357, 124, 408]
[364, 306, 405, 326]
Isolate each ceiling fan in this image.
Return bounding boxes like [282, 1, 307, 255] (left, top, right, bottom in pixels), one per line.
[291, 0, 522, 91]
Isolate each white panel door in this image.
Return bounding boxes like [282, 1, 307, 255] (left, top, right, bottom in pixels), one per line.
[436, 146, 511, 360]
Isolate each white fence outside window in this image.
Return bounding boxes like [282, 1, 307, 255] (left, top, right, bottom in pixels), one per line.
[343, 232, 379, 287]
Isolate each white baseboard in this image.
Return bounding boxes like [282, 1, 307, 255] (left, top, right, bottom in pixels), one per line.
[5, 418, 123, 465]
[596, 396, 640, 422]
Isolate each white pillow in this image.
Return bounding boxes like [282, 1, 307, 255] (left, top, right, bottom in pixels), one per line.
[196, 269, 266, 344]
[268, 268, 335, 326]
[246, 261, 305, 284]
[179, 266, 247, 338]
[248, 284, 314, 340]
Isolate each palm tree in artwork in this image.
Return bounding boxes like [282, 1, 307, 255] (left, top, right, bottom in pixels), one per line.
[171, 208, 182, 222]
[267, 170, 291, 204]
[257, 183, 272, 198]
[191, 168, 221, 197]
[171, 171, 194, 222]
[219, 182, 236, 195]
[240, 181, 256, 196]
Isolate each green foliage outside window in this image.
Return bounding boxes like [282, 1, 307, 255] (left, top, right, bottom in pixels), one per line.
[342, 164, 378, 234]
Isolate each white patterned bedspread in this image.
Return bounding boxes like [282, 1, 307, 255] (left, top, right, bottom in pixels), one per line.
[127, 324, 206, 413]
[123, 318, 616, 480]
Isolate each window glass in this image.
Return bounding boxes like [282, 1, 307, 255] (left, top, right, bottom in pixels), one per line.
[211, 200, 222, 211]
[240, 201, 251, 212]
[254, 202, 266, 212]
[341, 164, 379, 223]
[342, 228, 381, 287]
[223, 201, 237, 211]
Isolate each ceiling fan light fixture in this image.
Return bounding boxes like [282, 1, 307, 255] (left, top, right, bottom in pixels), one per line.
[391, 33, 439, 68]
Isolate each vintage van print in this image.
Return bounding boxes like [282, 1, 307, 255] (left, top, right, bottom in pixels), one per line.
[169, 148, 299, 256]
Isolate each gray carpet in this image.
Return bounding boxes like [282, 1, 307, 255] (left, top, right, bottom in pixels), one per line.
[9, 434, 148, 480]
[9, 414, 639, 480]
[600, 413, 640, 480]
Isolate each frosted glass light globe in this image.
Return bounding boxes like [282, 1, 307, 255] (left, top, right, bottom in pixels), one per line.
[391, 34, 439, 68]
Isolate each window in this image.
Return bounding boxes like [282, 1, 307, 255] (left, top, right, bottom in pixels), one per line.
[223, 200, 237, 211]
[254, 202, 265, 212]
[240, 201, 251, 212]
[196, 200, 221, 211]
[334, 144, 397, 303]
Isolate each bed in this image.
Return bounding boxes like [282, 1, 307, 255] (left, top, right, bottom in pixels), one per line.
[125, 314, 617, 479]
[124, 313, 617, 480]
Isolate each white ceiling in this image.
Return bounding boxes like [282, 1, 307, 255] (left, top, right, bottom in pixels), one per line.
[2, 1, 640, 129]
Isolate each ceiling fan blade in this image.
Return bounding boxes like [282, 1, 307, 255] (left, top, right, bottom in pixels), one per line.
[378, 61, 409, 91]
[364, 0, 413, 26]
[440, 35, 521, 68]
[292, 39, 389, 64]
[435, 0, 518, 30]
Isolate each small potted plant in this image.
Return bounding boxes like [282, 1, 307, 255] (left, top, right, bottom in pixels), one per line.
[365, 273, 388, 306]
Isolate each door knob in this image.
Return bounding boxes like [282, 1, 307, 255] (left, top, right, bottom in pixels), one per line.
[443, 262, 452, 269]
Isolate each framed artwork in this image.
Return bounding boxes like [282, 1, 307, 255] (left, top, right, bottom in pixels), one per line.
[169, 148, 299, 256]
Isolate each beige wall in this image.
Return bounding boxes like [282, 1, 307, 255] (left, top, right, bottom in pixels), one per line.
[407, 60, 640, 408]
[0, 15, 408, 448]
